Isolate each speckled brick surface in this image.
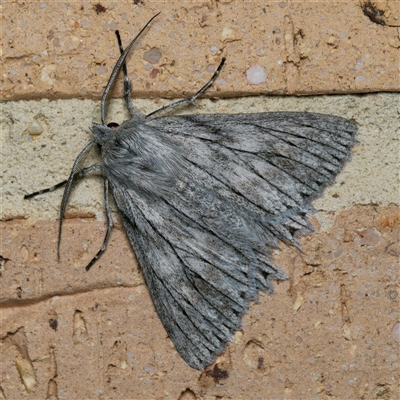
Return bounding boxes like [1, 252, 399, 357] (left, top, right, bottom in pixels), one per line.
[1, 207, 399, 399]
[1, 1, 399, 399]
[1, 1, 399, 100]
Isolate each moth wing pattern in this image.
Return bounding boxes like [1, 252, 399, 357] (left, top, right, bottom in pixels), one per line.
[106, 111, 357, 370]
[112, 184, 261, 370]
[148, 112, 357, 247]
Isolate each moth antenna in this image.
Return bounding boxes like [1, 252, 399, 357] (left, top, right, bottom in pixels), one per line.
[57, 141, 95, 259]
[101, 12, 160, 125]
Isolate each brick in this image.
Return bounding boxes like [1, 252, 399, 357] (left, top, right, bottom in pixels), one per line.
[2, 1, 399, 101]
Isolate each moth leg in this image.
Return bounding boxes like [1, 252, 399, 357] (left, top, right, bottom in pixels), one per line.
[86, 178, 114, 271]
[145, 57, 226, 120]
[24, 165, 102, 199]
[115, 30, 137, 118]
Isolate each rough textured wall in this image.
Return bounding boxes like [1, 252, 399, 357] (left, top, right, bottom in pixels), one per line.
[1, 2, 399, 400]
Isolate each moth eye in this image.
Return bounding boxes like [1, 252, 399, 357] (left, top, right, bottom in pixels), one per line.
[107, 122, 119, 128]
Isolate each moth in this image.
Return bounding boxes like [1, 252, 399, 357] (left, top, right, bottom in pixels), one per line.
[25, 14, 357, 370]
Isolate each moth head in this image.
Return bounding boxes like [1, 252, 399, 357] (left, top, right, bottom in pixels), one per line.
[91, 123, 119, 145]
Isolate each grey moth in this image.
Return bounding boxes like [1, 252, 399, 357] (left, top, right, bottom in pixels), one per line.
[25, 14, 357, 370]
